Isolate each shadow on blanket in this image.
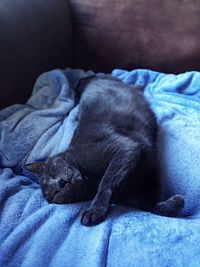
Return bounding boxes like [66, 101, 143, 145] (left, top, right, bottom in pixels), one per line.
[1, 68, 200, 267]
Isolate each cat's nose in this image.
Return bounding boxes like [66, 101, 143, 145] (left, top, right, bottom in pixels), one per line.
[59, 178, 66, 188]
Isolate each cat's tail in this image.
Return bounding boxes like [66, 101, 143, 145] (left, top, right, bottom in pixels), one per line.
[151, 194, 185, 217]
[75, 75, 96, 99]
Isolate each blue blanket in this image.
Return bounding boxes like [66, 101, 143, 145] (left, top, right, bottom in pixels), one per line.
[1, 68, 200, 267]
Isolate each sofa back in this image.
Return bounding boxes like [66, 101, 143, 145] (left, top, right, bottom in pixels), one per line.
[70, 0, 200, 73]
[1, 0, 200, 108]
[0, 0, 72, 108]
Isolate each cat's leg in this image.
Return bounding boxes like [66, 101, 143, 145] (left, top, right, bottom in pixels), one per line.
[81, 141, 142, 226]
[135, 168, 185, 217]
[151, 194, 185, 217]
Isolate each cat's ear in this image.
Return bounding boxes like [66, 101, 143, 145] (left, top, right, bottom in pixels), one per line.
[23, 162, 46, 175]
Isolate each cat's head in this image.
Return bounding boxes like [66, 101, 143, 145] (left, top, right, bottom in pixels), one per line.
[23, 156, 88, 204]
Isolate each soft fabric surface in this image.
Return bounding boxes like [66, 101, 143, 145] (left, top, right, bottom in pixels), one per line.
[0, 68, 200, 267]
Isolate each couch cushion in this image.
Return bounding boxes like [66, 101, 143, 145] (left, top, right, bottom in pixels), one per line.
[69, 0, 200, 73]
[0, 0, 73, 109]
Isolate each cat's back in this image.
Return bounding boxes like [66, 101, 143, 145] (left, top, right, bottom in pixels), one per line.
[70, 75, 157, 178]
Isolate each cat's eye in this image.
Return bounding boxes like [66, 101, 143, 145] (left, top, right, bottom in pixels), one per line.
[66, 166, 73, 178]
[48, 166, 56, 178]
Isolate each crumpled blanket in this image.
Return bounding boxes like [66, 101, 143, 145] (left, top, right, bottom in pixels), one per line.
[0, 68, 200, 267]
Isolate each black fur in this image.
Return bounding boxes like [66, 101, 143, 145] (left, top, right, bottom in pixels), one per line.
[24, 75, 185, 226]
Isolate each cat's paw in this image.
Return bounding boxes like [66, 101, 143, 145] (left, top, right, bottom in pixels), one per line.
[81, 207, 107, 226]
[153, 194, 185, 217]
[170, 194, 185, 209]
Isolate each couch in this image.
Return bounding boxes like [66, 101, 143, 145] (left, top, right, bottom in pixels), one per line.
[1, 0, 200, 109]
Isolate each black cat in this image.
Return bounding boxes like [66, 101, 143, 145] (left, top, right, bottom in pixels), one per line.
[24, 75, 185, 226]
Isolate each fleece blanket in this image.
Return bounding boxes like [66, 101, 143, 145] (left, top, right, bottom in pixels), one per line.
[1, 68, 200, 267]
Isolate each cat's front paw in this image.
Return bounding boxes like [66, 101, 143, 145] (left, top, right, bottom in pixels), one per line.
[81, 207, 107, 226]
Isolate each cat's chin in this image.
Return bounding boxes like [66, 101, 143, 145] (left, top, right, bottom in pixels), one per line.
[45, 182, 87, 204]
[51, 193, 74, 204]
[47, 192, 76, 204]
